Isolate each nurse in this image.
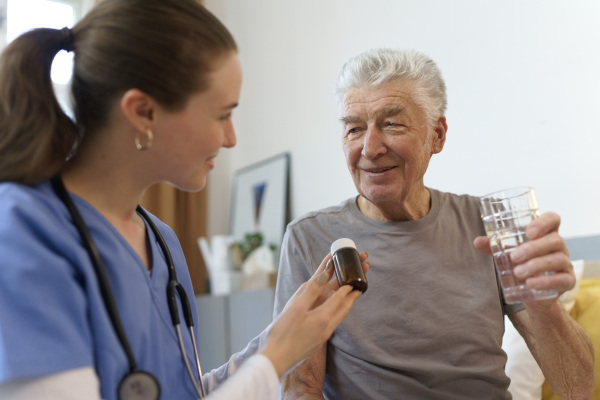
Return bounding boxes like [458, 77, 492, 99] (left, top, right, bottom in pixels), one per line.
[0, 1, 367, 399]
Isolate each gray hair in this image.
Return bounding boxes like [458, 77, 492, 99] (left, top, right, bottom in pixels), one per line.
[334, 48, 447, 126]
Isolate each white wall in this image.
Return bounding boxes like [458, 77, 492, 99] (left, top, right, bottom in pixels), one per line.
[204, 0, 600, 240]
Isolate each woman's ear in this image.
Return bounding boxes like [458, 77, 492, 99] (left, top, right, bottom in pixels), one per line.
[120, 89, 155, 132]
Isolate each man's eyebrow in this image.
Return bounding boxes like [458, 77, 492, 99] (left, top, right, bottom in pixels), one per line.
[339, 115, 362, 124]
[339, 105, 406, 124]
[375, 105, 406, 119]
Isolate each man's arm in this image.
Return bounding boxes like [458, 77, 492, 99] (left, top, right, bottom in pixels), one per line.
[475, 212, 595, 399]
[275, 228, 326, 399]
[274, 228, 371, 400]
[509, 304, 594, 400]
[281, 343, 327, 400]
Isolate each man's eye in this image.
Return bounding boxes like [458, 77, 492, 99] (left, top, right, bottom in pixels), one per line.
[385, 120, 405, 127]
[220, 113, 232, 121]
[384, 121, 406, 130]
[346, 126, 364, 135]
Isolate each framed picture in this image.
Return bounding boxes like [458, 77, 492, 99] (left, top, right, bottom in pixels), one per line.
[229, 153, 291, 254]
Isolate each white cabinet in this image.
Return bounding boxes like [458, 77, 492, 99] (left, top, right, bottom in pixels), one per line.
[194, 288, 274, 373]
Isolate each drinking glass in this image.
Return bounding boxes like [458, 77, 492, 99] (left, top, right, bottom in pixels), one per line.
[480, 187, 558, 304]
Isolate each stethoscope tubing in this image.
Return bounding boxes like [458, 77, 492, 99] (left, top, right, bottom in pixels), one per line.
[50, 176, 139, 373]
[50, 176, 205, 399]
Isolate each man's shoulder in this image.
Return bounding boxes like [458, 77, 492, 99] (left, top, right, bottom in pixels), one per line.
[430, 188, 485, 231]
[431, 187, 480, 209]
[287, 197, 355, 230]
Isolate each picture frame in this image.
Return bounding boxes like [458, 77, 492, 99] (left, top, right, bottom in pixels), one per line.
[229, 153, 291, 256]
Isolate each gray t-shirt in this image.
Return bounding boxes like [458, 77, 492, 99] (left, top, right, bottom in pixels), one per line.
[273, 188, 523, 400]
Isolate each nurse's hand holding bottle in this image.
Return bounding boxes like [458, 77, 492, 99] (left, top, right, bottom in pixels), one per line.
[262, 252, 369, 377]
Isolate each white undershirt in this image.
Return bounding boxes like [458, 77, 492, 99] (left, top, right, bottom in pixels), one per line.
[0, 367, 101, 400]
[0, 354, 279, 400]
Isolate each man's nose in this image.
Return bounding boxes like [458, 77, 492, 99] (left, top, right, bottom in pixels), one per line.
[361, 126, 387, 159]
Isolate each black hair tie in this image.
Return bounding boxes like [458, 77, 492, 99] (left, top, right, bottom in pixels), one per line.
[59, 27, 75, 52]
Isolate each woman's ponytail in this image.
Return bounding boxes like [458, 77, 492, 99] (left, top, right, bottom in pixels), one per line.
[0, 27, 78, 184]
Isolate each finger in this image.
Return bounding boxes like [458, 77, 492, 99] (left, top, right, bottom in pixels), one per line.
[286, 270, 329, 310]
[359, 252, 370, 274]
[294, 267, 341, 312]
[316, 271, 330, 285]
[526, 211, 561, 240]
[513, 251, 572, 280]
[313, 286, 361, 331]
[291, 253, 332, 302]
[310, 277, 340, 310]
[327, 272, 340, 288]
[320, 284, 358, 310]
[311, 253, 331, 279]
[511, 231, 568, 264]
[320, 266, 344, 303]
[307, 257, 344, 310]
[324, 258, 341, 290]
[311, 287, 354, 326]
[525, 272, 575, 294]
[326, 290, 362, 330]
[325, 258, 334, 272]
[362, 261, 370, 274]
[473, 236, 492, 256]
[325, 258, 337, 282]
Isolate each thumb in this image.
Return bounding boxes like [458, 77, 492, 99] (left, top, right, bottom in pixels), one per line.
[473, 235, 492, 256]
[292, 269, 335, 312]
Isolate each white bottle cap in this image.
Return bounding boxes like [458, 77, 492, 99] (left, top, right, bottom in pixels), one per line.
[330, 238, 357, 254]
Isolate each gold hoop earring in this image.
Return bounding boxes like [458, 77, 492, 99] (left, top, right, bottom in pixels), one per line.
[135, 129, 154, 151]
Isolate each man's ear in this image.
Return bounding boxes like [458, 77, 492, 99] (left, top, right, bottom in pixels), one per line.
[432, 115, 448, 154]
[119, 89, 156, 132]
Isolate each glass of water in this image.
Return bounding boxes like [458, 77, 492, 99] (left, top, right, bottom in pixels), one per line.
[480, 187, 558, 304]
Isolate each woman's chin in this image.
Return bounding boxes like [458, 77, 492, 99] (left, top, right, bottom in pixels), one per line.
[171, 176, 207, 193]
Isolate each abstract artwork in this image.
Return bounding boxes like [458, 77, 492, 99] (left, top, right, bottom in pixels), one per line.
[253, 182, 267, 231]
[230, 153, 290, 255]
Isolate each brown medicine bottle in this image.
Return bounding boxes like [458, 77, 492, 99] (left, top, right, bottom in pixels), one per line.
[330, 238, 367, 293]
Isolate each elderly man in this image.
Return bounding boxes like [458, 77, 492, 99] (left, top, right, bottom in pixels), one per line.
[273, 48, 594, 399]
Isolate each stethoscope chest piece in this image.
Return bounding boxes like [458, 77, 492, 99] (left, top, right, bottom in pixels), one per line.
[118, 371, 161, 400]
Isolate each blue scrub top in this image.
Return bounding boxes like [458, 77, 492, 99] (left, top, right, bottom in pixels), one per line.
[0, 181, 202, 399]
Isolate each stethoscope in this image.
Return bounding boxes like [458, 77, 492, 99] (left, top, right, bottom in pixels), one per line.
[50, 176, 206, 400]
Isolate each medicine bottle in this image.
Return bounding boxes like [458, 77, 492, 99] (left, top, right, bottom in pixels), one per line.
[330, 238, 367, 293]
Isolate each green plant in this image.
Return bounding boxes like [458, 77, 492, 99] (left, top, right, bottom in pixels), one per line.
[236, 232, 277, 262]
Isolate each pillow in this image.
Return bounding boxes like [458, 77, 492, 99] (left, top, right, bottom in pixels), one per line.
[502, 259, 585, 400]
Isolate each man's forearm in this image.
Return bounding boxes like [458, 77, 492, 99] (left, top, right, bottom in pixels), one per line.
[281, 344, 326, 400]
[513, 303, 595, 400]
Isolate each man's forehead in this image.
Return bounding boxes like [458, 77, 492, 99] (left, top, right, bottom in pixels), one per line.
[341, 81, 416, 118]
[341, 80, 414, 114]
